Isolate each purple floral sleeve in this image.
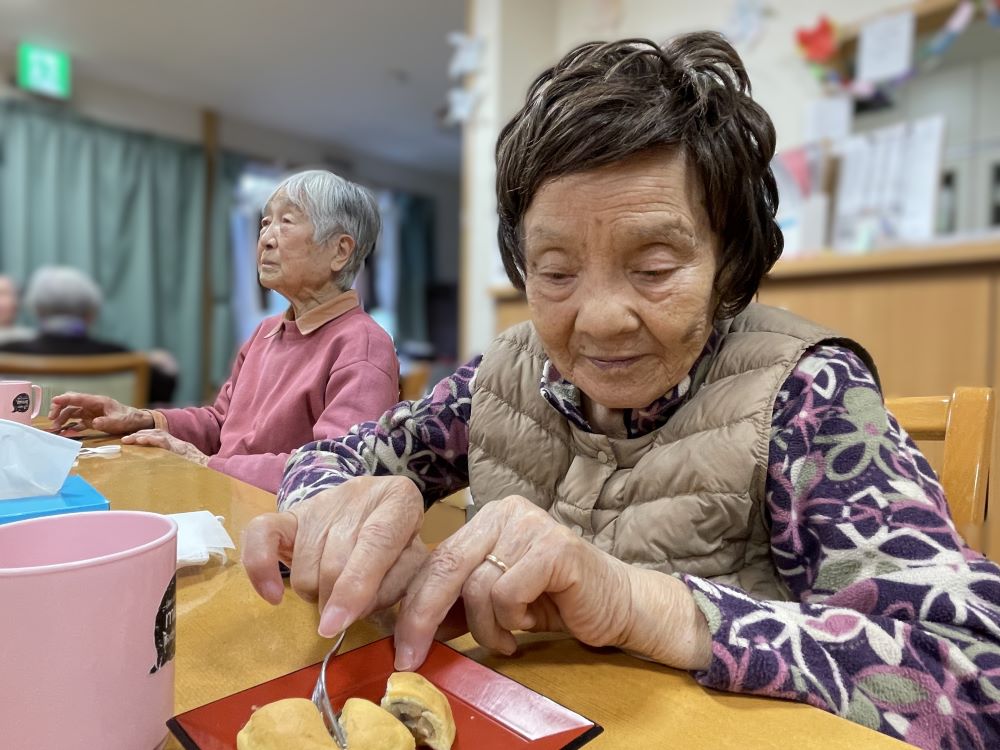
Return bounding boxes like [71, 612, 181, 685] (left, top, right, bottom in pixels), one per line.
[276, 340, 1000, 748]
[685, 346, 1000, 749]
[278, 357, 480, 510]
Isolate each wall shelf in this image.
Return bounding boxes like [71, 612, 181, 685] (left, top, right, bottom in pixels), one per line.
[768, 238, 1000, 280]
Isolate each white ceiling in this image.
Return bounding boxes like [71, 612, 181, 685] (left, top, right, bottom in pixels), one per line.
[0, 0, 465, 175]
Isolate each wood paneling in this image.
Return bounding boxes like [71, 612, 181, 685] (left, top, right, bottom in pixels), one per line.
[758, 270, 993, 398]
[495, 295, 530, 334]
[768, 241, 1000, 279]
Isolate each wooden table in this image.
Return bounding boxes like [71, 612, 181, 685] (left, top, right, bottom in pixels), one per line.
[73, 445, 907, 749]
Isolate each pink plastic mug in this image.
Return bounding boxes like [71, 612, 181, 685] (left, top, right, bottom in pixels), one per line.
[0, 511, 178, 750]
[0, 379, 42, 424]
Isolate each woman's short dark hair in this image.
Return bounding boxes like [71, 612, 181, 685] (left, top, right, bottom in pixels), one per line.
[495, 32, 782, 318]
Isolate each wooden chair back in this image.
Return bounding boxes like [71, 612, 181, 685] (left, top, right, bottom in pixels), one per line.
[886, 387, 994, 548]
[0, 352, 151, 410]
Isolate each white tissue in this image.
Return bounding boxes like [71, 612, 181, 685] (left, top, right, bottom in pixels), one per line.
[168, 510, 235, 569]
[0, 419, 81, 500]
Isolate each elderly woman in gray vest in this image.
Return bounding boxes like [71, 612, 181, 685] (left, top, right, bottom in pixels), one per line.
[243, 34, 1000, 749]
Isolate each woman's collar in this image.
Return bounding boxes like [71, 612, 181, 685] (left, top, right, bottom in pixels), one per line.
[264, 289, 360, 337]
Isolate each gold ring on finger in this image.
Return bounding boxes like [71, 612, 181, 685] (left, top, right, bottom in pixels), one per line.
[485, 553, 509, 573]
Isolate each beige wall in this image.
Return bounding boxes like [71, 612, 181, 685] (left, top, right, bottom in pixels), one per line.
[461, 0, 560, 357]
[460, 0, 904, 356]
[554, 0, 905, 151]
[0, 55, 461, 284]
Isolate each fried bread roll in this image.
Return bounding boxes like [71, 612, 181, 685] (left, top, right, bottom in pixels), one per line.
[236, 697, 338, 750]
[380, 672, 456, 750]
[340, 697, 416, 750]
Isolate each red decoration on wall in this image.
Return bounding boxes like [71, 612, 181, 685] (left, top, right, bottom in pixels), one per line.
[796, 16, 837, 63]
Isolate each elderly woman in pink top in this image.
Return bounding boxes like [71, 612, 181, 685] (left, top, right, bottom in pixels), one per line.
[48, 169, 400, 493]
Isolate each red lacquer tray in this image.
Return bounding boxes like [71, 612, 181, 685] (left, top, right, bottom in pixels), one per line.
[168, 637, 602, 750]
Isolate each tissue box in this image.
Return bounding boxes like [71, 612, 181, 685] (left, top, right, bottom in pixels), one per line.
[0, 475, 110, 526]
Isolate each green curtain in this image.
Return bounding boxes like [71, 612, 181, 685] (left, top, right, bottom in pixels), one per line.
[209, 151, 246, 393]
[0, 99, 229, 405]
[397, 193, 435, 345]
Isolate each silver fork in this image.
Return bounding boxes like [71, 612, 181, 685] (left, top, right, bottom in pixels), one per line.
[311, 630, 349, 749]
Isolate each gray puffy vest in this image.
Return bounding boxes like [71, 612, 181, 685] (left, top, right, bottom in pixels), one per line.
[467, 303, 875, 599]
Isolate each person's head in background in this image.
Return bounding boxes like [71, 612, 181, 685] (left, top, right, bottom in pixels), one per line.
[24, 266, 103, 334]
[258, 169, 381, 314]
[0, 275, 20, 328]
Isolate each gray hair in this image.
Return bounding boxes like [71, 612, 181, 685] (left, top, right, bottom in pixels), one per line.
[24, 266, 103, 320]
[496, 33, 781, 318]
[266, 169, 381, 291]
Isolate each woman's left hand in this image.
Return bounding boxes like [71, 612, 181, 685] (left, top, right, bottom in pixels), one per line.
[393, 495, 711, 672]
[122, 429, 209, 466]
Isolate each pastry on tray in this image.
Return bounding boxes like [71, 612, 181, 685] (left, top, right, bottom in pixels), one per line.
[381, 672, 456, 750]
[340, 697, 416, 750]
[236, 672, 455, 749]
[236, 697, 338, 750]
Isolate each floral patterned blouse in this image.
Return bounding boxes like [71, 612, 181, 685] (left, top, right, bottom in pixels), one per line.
[280, 337, 1000, 750]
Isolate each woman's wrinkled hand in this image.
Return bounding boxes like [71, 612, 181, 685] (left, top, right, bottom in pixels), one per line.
[121, 429, 209, 466]
[48, 392, 153, 434]
[394, 495, 713, 672]
[392, 495, 636, 671]
[241, 476, 427, 637]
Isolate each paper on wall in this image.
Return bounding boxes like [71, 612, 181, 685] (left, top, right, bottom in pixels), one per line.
[773, 143, 829, 255]
[831, 116, 945, 251]
[442, 87, 480, 127]
[447, 31, 485, 79]
[803, 96, 853, 145]
[856, 10, 915, 84]
[897, 115, 945, 242]
[722, 0, 768, 50]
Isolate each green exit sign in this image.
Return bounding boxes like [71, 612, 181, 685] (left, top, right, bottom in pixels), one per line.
[16, 43, 72, 99]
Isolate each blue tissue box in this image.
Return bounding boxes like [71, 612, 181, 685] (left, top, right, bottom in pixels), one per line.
[0, 475, 110, 526]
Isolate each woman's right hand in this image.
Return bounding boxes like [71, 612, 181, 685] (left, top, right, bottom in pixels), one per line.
[241, 475, 426, 638]
[48, 392, 153, 434]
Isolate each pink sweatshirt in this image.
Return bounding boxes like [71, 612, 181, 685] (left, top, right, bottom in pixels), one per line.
[156, 297, 398, 493]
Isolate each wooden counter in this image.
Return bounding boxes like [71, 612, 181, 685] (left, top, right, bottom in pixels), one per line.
[766, 240, 1000, 279]
[759, 240, 1000, 401]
